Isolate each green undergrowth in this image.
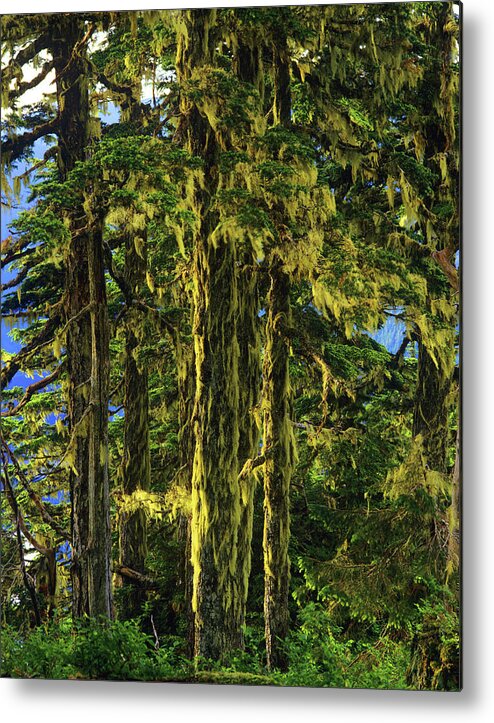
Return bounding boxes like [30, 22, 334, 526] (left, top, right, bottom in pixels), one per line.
[0, 610, 411, 688]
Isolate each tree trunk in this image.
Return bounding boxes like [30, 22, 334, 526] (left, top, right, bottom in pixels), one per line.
[413, 341, 451, 476]
[407, 336, 457, 690]
[53, 16, 112, 619]
[236, 268, 261, 631]
[176, 9, 244, 660]
[118, 229, 151, 620]
[174, 324, 196, 654]
[262, 259, 295, 671]
[262, 38, 295, 672]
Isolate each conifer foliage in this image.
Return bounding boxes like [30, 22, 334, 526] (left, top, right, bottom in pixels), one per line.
[1, 3, 460, 690]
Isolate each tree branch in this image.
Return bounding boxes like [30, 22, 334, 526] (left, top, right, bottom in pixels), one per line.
[1, 433, 71, 542]
[431, 247, 459, 292]
[1, 116, 60, 165]
[0, 264, 30, 291]
[238, 449, 271, 482]
[15, 60, 55, 98]
[1, 365, 62, 417]
[114, 564, 157, 588]
[1, 310, 62, 390]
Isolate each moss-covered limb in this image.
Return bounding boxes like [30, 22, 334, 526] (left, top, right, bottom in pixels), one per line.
[1, 117, 61, 166]
[118, 227, 151, 620]
[0, 314, 62, 391]
[1, 366, 62, 419]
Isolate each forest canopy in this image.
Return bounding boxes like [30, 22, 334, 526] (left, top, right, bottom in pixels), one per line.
[0, 2, 460, 690]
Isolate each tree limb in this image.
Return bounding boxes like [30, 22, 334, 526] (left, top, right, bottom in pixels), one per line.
[1, 116, 60, 165]
[1, 365, 62, 417]
[3, 32, 51, 75]
[431, 247, 459, 292]
[1, 310, 62, 390]
[114, 564, 157, 588]
[1, 433, 71, 542]
[0, 264, 30, 291]
[15, 60, 55, 98]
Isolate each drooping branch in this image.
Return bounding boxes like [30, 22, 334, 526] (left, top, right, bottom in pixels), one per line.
[1, 116, 60, 165]
[7, 32, 51, 72]
[1, 433, 71, 542]
[2, 466, 51, 556]
[14, 60, 55, 98]
[0, 264, 30, 291]
[1, 309, 62, 390]
[13, 146, 59, 183]
[1, 365, 62, 418]
[2, 462, 43, 627]
[1, 236, 36, 269]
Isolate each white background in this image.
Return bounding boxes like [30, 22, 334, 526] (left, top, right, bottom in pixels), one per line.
[1, 1, 492, 721]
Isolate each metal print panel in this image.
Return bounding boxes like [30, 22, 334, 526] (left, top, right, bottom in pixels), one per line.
[1, 1, 461, 690]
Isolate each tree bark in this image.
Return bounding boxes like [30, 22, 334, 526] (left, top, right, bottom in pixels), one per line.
[262, 38, 295, 672]
[118, 227, 151, 621]
[262, 259, 295, 671]
[52, 16, 112, 619]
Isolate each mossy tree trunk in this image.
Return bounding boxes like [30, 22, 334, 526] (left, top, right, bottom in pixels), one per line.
[413, 341, 451, 476]
[176, 9, 245, 660]
[407, 335, 457, 690]
[406, 2, 459, 690]
[233, 40, 263, 637]
[53, 16, 112, 619]
[118, 227, 151, 620]
[262, 258, 295, 672]
[173, 291, 196, 654]
[262, 38, 295, 672]
[236, 266, 261, 629]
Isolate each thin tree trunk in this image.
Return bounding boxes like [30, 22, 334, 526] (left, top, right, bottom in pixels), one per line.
[118, 227, 151, 620]
[53, 16, 112, 619]
[262, 259, 295, 671]
[174, 329, 196, 654]
[262, 38, 295, 672]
